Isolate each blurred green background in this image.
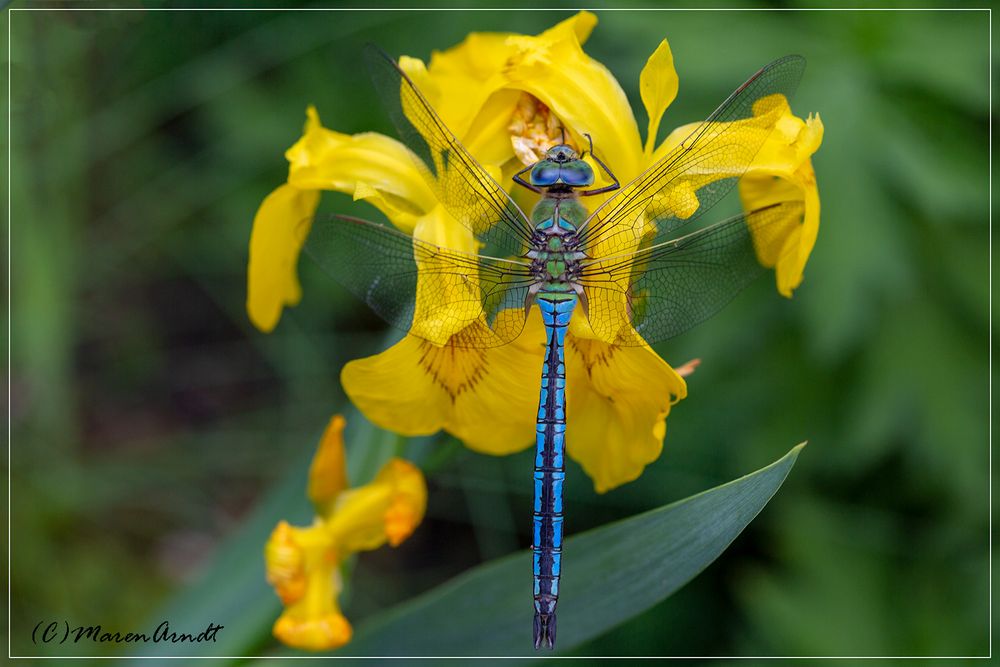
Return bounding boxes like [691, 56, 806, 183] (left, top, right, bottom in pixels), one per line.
[8, 3, 991, 659]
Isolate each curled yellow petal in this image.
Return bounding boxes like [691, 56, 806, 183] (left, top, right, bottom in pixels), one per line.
[648, 97, 822, 298]
[326, 457, 427, 554]
[565, 337, 687, 493]
[639, 39, 679, 156]
[739, 112, 824, 296]
[287, 106, 435, 233]
[307, 415, 349, 514]
[247, 107, 439, 333]
[246, 184, 320, 333]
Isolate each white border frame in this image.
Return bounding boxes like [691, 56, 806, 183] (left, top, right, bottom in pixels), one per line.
[5, 5, 993, 661]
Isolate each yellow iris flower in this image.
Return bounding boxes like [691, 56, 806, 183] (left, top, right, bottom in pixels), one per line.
[264, 415, 427, 651]
[247, 12, 823, 492]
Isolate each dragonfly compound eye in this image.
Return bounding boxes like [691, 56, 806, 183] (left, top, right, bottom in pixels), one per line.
[559, 161, 594, 187]
[530, 162, 562, 186]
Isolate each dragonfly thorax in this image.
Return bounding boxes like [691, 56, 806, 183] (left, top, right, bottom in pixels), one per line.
[526, 196, 587, 291]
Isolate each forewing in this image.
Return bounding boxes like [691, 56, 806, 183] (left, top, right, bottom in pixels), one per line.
[577, 56, 806, 257]
[304, 214, 535, 348]
[578, 202, 804, 346]
[365, 45, 535, 259]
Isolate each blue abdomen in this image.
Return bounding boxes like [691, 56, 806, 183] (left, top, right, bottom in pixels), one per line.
[532, 295, 576, 649]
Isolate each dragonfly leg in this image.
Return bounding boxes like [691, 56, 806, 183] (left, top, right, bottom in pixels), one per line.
[580, 133, 620, 197]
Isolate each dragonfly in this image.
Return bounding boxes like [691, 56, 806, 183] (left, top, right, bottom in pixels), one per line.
[305, 45, 806, 650]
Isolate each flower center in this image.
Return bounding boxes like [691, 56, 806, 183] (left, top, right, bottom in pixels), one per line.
[507, 93, 576, 166]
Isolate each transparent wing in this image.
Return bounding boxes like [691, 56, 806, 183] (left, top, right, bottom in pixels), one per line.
[578, 202, 804, 346]
[304, 214, 535, 348]
[576, 55, 806, 257]
[365, 44, 536, 259]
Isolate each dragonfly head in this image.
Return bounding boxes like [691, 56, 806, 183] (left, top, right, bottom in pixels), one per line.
[545, 144, 577, 163]
[531, 145, 595, 188]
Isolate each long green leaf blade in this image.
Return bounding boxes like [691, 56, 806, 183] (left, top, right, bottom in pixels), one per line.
[336, 443, 805, 657]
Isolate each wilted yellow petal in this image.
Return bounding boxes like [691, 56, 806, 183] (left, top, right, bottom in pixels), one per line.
[327, 457, 427, 553]
[265, 520, 352, 651]
[378, 459, 428, 546]
[273, 611, 352, 653]
[265, 520, 308, 605]
[307, 415, 349, 514]
[639, 39, 679, 156]
[565, 337, 687, 492]
[265, 418, 429, 652]
[246, 184, 320, 333]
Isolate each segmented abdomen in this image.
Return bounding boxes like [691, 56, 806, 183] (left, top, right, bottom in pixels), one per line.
[532, 295, 575, 647]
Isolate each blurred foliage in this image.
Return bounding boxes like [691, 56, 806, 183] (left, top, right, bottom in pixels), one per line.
[7, 3, 990, 659]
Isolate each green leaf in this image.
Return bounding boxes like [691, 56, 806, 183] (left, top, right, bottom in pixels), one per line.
[335, 443, 805, 657]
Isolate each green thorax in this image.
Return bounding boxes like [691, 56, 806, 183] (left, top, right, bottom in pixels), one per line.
[528, 196, 587, 301]
[530, 196, 588, 233]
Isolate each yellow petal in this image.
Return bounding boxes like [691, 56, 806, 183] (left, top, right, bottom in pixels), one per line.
[247, 106, 439, 334]
[273, 611, 352, 653]
[396, 13, 611, 177]
[462, 88, 526, 164]
[536, 10, 597, 45]
[265, 520, 352, 651]
[648, 98, 822, 298]
[287, 106, 435, 233]
[408, 207, 483, 345]
[446, 312, 546, 455]
[341, 312, 545, 455]
[739, 112, 824, 296]
[307, 415, 349, 514]
[639, 40, 679, 156]
[246, 184, 320, 333]
[408, 11, 597, 142]
[501, 23, 644, 181]
[565, 337, 687, 492]
[326, 457, 427, 553]
[380, 459, 429, 546]
[342, 335, 455, 437]
[264, 520, 308, 605]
